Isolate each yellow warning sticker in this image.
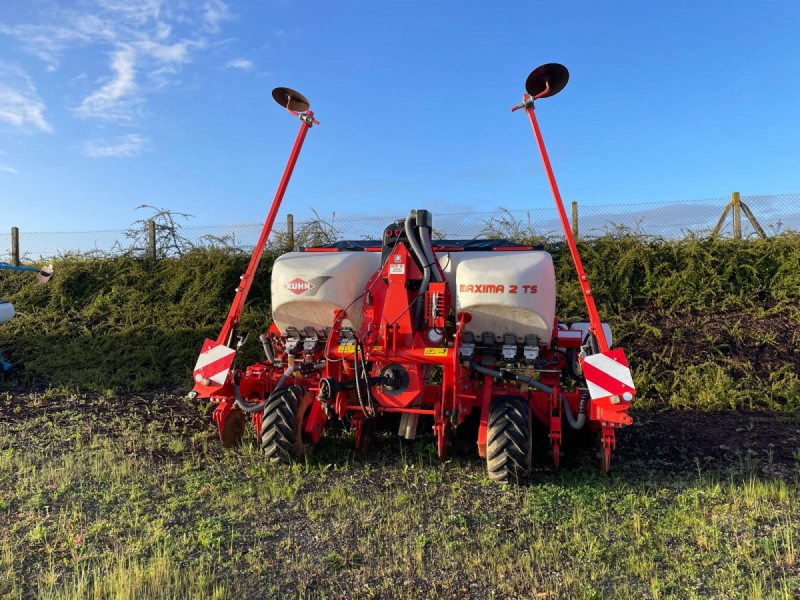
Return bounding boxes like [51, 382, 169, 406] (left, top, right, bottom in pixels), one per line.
[423, 348, 450, 357]
[338, 344, 383, 355]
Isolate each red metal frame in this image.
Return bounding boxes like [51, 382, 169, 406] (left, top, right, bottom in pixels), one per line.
[202, 225, 599, 470]
[191, 79, 634, 478]
[519, 94, 609, 352]
[216, 111, 315, 348]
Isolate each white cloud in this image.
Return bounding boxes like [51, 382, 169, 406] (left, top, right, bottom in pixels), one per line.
[0, 165, 18, 174]
[134, 38, 202, 63]
[80, 133, 151, 157]
[0, 24, 91, 70]
[1, 1, 235, 122]
[226, 58, 253, 71]
[147, 64, 179, 88]
[0, 62, 52, 132]
[75, 47, 138, 121]
[203, 0, 232, 32]
[95, 0, 164, 24]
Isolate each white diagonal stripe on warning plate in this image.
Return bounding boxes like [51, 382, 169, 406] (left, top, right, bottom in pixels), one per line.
[209, 369, 230, 385]
[584, 354, 634, 389]
[194, 344, 235, 371]
[586, 381, 613, 399]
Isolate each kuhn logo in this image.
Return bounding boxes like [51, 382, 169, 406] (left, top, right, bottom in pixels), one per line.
[284, 276, 332, 296]
[286, 278, 314, 295]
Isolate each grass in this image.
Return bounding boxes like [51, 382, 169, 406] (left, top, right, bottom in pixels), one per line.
[1, 390, 799, 599]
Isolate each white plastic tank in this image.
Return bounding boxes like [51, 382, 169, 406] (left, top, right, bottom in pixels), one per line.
[436, 250, 556, 343]
[271, 251, 381, 334]
[0, 301, 15, 325]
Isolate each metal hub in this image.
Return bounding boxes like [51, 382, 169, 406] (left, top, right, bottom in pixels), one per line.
[380, 364, 410, 396]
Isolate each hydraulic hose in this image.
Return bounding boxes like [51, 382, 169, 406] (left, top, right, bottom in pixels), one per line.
[560, 392, 587, 430]
[359, 341, 375, 416]
[418, 225, 442, 283]
[470, 361, 553, 394]
[234, 364, 300, 414]
[259, 333, 277, 365]
[566, 347, 584, 382]
[405, 214, 431, 328]
[469, 361, 587, 429]
[352, 338, 374, 417]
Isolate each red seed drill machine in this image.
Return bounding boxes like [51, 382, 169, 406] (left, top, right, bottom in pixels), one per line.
[190, 65, 635, 481]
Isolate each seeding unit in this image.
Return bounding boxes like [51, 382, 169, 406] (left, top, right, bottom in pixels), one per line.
[190, 66, 635, 481]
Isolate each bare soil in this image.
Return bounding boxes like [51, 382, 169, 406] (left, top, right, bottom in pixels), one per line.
[2, 384, 797, 481]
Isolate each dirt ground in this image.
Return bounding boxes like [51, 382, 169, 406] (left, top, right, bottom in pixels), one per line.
[2, 385, 797, 480]
[1, 385, 799, 599]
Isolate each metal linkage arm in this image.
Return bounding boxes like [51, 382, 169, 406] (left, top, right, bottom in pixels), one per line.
[216, 110, 316, 348]
[517, 95, 609, 352]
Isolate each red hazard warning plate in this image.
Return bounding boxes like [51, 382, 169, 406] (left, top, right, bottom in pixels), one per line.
[193, 339, 236, 387]
[581, 348, 635, 401]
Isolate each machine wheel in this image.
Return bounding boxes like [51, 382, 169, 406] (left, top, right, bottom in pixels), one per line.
[486, 396, 533, 483]
[220, 408, 245, 448]
[261, 386, 313, 464]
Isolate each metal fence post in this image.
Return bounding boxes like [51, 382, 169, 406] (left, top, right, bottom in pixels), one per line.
[287, 214, 294, 250]
[147, 219, 156, 261]
[571, 201, 578, 237]
[10, 227, 19, 267]
[732, 191, 742, 240]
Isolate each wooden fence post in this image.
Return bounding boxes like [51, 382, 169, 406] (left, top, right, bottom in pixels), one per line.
[732, 191, 742, 240]
[740, 201, 767, 239]
[287, 214, 294, 250]
[571, 201, 578, 237]
[147, 219, 156, 261]
[10, 227, 19, 267]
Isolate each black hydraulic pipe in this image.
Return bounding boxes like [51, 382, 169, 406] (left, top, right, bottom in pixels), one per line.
[234, 364, 299, 414]
[470, 361, 553, 394]
[405, 214, 430, 329]
[469, 361, 587, 429]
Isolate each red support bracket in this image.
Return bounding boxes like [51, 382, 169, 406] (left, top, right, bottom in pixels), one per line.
[476, 373, 493, 458]
[549, 389, 562, 469]
[600, 426, 616, 474]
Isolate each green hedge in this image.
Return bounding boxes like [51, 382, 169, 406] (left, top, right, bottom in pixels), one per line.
[1, 234, 798, 410]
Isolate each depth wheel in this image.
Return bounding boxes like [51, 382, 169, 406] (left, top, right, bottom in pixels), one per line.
[220, 408, 245, 448]
[486, 396, 532, 483]
[261, 386, 313, 464]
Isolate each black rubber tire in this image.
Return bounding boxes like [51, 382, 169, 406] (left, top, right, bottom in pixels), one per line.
[486, 395, 532, 483]
[261, 386, 312, 464]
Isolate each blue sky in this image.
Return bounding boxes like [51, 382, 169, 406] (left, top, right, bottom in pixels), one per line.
[1, 0, 798, 232]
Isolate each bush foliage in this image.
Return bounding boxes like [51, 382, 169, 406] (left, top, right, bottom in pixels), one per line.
[1, 233, 799, 410]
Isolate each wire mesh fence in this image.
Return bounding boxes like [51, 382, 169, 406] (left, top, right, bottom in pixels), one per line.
[1, 193, 798, 263]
